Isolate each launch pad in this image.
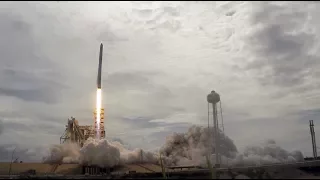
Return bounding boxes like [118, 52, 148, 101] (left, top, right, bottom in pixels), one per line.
[59, 117, 104, 147]
[60, 108, 105, 147]
[60, 43, 106, 147]
[2, 160, 320, 179]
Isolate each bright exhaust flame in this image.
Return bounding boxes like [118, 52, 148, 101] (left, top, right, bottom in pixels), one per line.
[96, 88, 102, 139]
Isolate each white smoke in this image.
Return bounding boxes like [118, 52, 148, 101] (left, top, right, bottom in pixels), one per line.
[43, 143, 81, 164]
[160, 125, 237, 166]
[43, 125, 304, 168]
[160, 125, 304, 167]
[43, 137, 158, 168]
[233, 140, 305, 166]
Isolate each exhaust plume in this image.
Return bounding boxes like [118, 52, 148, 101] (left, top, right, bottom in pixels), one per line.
[43, 125, 303, 168]
[43, 138, 158, 168]
[160, 125, 304, 167]
[43, 143, 81, 164]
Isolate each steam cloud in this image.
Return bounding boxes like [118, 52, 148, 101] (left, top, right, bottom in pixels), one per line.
[43, 125, 304, 168]
[160, 125, 304, 167]
[43, 137, 158, 167]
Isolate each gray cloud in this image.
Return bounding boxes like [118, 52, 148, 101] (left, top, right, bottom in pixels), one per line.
[1, 121, 32, 133]
[295, 109, 320, 124]
[111, 121, 192, 151]
[104, 71, 177, 120]
[0, 120, 3, 135]
[0, 87, 59, 104]
[105, 71, 159, 91]
[2, 119, 62, 137]
[246, 2, 318, 87]
[0, 9, 67, 104]
[0, 144, 44, 162]
[96, 24, 129, 43]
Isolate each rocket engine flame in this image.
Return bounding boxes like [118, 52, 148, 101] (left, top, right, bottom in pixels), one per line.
[96, 88, 102, 139]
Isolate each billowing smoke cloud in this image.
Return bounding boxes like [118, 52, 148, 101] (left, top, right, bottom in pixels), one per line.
[43, 125, 304, 168]
[160, 125, 237, 166]
[43, 143, 81, 164]
[43, 138, 158, 168]
[235, 140, 305, 166]
[160, 125, 304, 167]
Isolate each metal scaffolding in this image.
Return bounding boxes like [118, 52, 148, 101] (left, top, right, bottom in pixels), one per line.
[93, 108, 106, 139]
[60, 117, 94, 147]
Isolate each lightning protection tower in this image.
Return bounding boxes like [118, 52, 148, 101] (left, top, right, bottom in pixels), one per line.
[207, 90, 222, 167]
[309, 120, 317, 159]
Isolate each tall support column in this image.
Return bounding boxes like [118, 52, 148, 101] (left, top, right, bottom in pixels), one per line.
[212, 103, 221, 167]
[207, 90, 221, 168]
[310, 120, 317, 159]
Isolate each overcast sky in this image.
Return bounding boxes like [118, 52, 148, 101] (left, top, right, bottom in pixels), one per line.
[0, 1, 320, 161]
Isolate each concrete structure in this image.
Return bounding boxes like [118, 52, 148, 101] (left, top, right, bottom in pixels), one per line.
[0, 163, 82, 175]
[1, 161, 320, 179]
[0, 163, 167, 176]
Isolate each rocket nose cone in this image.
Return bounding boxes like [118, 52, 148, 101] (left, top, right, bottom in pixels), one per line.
[100, 43, 103, 47]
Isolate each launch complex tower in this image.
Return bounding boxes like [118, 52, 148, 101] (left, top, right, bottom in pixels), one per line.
[60, 43, 105, 147]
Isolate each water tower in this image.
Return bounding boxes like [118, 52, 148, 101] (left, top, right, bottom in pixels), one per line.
[207, 90, 221, 167]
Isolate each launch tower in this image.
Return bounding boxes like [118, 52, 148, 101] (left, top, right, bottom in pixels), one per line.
[60, 43, 106, 146]
[94, 108, 105, 139]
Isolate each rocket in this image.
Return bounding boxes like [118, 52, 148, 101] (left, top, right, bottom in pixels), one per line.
[94, 43, 105, 140]
[97, 43, 103, 89]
